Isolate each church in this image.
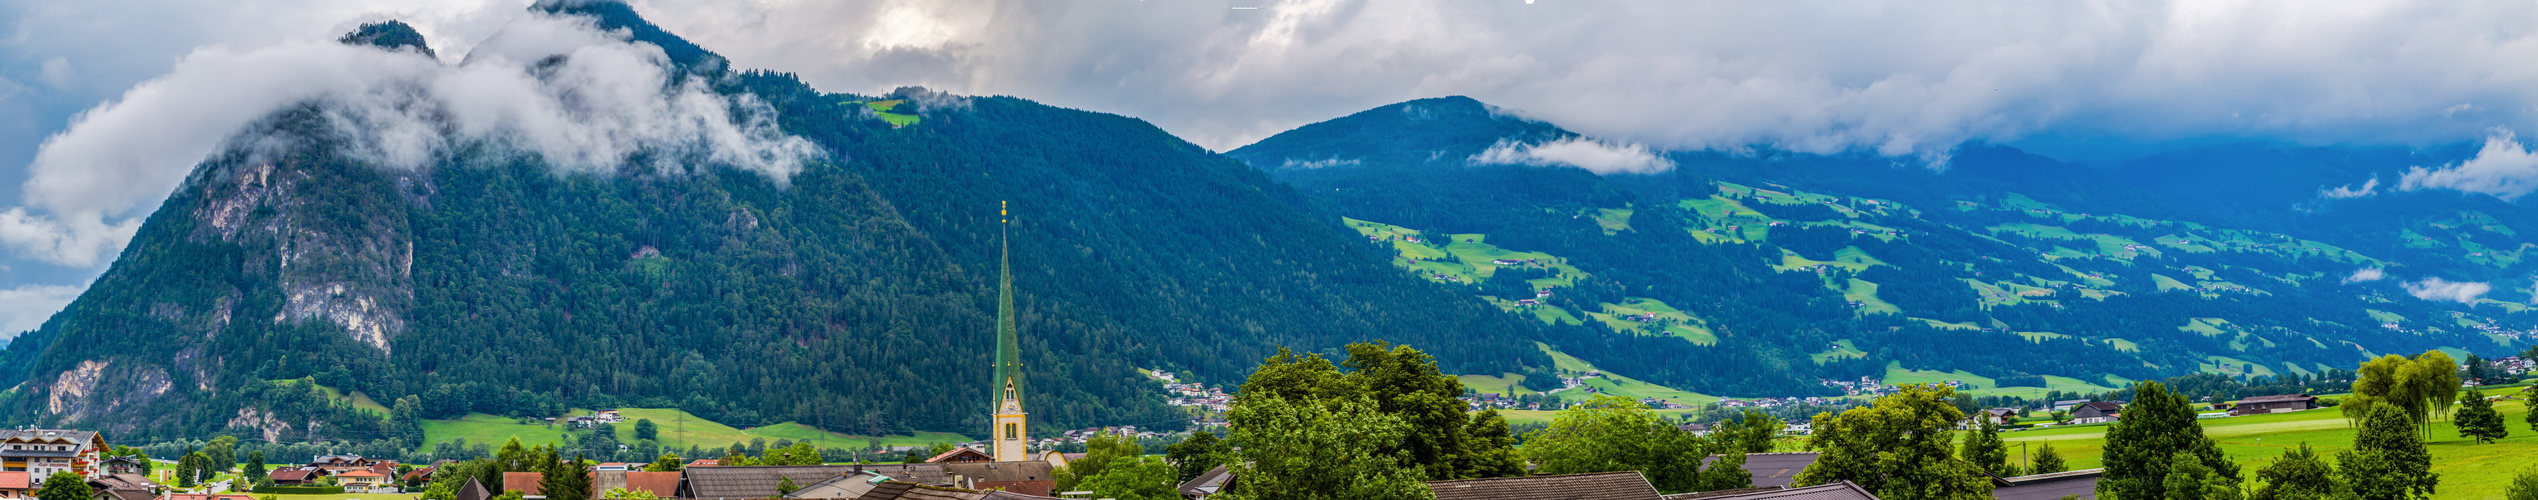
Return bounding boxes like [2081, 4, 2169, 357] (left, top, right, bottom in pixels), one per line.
[916, 202, 1059, 496]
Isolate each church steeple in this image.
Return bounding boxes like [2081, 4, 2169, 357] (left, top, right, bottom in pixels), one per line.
[991, 201, 1028, 462]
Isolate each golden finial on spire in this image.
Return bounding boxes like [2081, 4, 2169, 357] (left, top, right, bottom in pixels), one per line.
[1002, 200, 1008, 224]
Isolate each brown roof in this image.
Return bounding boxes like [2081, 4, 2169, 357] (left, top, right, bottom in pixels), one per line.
[269, 469, 320, 482]
[2236, 394, 2315, 404]
[925, 448, 994, 463]
[0, 472, 21, 490]
[2077, 402, 2122, 412]
[852, 464, 952, 486]
[1992, 468, 2104, 500]
[1675, 481, 1876, 500]
[857, 482, 1068, 500]
[101, 489, 156, 500]
[504, 472, 545, 495]
[337, 470, 386, 478]
[1425, 471, 1663, 500]
[623, 471, 681, 497]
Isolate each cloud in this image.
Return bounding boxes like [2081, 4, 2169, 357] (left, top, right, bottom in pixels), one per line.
[2401, 277, 2489, 304]
[0, 11, 819, 268]
[2342, 267, 2384, 283]
[0, 282, 82, 341]
[2396, 129, 2538, 200]
[2320, 177, 2378, 199]
[1469, 137, 1674, 175]
[1278, 157, 1359, 170]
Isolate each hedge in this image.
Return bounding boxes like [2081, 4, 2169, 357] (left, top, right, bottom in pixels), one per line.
[253, 486, 346, 494]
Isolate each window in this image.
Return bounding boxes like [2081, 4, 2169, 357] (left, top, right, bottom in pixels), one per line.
[1004, 423, 1017, 440]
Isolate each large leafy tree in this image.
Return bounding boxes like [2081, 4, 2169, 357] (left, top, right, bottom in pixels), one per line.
[2336, 402, 2437, 500]
[2098, 381, 2238, 500]
[1522, 395, 1747, 494]
[2160, 451, 2245, 500]
[244, 450, 268, 484]
[1075, 456, 1181, 500]
[2455, 388, 2508, 444]
[1222, 395, 1430, 500]
[2250, 444, 2339, 500]
[644, 453, 682, 472]
[1056, 432, 1145, 491]
[34, 472, 88, 500]
[1235, 344, 1523, 481]
[1164, 431, 1228, 483]
[1715, 409, 1783, 454]
[1792, 384, 1992, 500]
[2343, 352, 2460, 435]
[1457, 410, 1527, 479]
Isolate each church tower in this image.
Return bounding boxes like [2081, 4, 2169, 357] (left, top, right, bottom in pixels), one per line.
[991, 201, 1030, 462]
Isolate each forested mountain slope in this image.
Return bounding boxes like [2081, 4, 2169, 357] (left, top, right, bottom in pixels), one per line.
[0, 4, 1552, 441]
[1231, 97, 2538, 399]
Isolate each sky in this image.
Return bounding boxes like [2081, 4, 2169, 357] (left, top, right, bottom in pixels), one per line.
[7, 0, 2538, 338]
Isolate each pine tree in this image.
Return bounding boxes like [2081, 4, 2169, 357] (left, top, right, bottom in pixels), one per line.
[2250, 444, 2338, 500]
[2507, 466, 2538, 500]
[2454, 388, 2507, 444]
[2028, 442, 2067, 475]
[2160, 451, 2243, 500]
[2337, 402, 2437, 500]
[1960, 419, 2010, 477]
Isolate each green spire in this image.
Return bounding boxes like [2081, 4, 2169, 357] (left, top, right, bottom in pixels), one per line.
[994, 202, 1023, 414]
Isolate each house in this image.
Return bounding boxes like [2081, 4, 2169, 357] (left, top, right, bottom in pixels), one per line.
[99, 457, 146, 476]
[0, 472, 26, 499]
[939, 462, 1056, 496]
[1676, 423, 1712, 436]
[453, 478, 494, 500]
[91, 474, 160, 500]
[1709, 452, 1819, 489]
[853, 482, 1066, 500]
[1974, 408, 2019, 426]
[594, 463, 630, 472]
[501, 472, 543, 496]
[1663, 481, 1879, 499]
[405, 460, 455, 485]
[846, 464, 953, 488]
[685, 459, 721, 468]
[1990, 468, 2105, 500]
[2050, 400, 2090, 412]
[2229, 394, 2319, 416]
[590, 471, 679, 498]
[923, 448, 994, 464]
[335, 469, 389, 493]
[783, 472, 890, 498]
[0, 429, 107, 482]
[308, 455, 374, 473]
[266, 468, 324, 486]
[1425, 471, 1662, 500]
[679, 465, 871, 498]
[2070, 402, 2123, 424]
[1176, 465, 1232, 499]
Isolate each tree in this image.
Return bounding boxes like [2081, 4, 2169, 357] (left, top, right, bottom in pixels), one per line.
[1221, 396, 1429, 500]
[1960, 419, 2013, 477]
[419, 478, 459, 500]
[204, 436, 239, 473]
[2028, 442, 2067, 475]
[1717, 409, 1784, 454]
[1522, 395, 1745, 494]
[2508, 466, 2538, 500]
[1163, 431, 1228, 483]
[762, 442, 821, 466]
[2455, 388, 2508, 444]
[2337, 402, 2437, 500]
[633, 419, 659, 442]
[1457, 410, 1527, 479]
[1792, 385, 1993, 500]
[775, 476, 797, 496]
[644, 453, 683, 472]
[2344, 352, 2460, 436]
[1237, 344, 1523, 481]
[2526, 384, 2538, 432]
[2160, 451, 2244, 500]
[1074, 457, 1180, 500]
[244, 451, 268, 484]
[603, 487, 658, 499]
[540, 452, 593, 500]
[1057, 432, 1146, 491]
[34, 472, 89, 500]
[2098, 381, 2238, 500]
[2250, 444, 2339, 500]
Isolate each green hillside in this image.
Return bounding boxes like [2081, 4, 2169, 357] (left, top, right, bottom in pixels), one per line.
[421, 408, 973, 451]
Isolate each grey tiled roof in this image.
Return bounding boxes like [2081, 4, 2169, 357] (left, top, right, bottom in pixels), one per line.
[1425, 471, 1663, 500]
[1707, 452, 1820, 489]
[1991, 468, 2103, 500]
[682, 465, 860, 499]
[1676, 481, 1876, 500]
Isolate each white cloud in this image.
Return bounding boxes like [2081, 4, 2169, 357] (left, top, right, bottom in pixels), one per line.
[0, 12, 820, 268]
[2397, 129, 2538, 200]
[2401, 277, 2489, 304]
[2320, 177, 2378, 199]
[1278, 157, 1358, 170]
[0, 282, 83, 340]
[1469, 137, 1673, 175]
[2342, 267, 2384, 283]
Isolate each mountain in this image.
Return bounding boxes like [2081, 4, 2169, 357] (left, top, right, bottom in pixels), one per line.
[1231, 96, 2535, 400]
[0, 4, 1554, 442]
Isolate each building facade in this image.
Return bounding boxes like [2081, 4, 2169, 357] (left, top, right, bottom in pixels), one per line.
[0, 430, 105, 483]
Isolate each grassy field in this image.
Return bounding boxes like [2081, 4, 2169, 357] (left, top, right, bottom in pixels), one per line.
[1998, 390, 2537, 498]
[1880, 361, 2116, 399]
[1842, 279, 1902, 315]
[266, 494, 422, 500]
[422, 408, 972, 452]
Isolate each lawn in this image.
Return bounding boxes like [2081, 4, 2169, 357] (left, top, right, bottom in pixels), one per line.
[1999, 394, 2537, 498]
[1809, 340, 1867, 364]
[265, 494, 423, 500]
[1843, 279, 1902, 315]
[422, 408, 972, 452]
